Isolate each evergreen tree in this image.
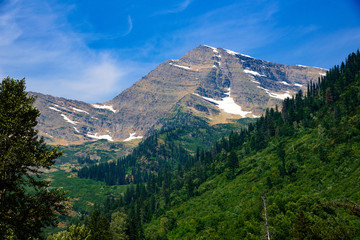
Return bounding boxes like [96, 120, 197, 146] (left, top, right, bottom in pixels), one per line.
[0, 77, 67, 239]
[88, 209, 112, 240]
[226, 150, 239, 179]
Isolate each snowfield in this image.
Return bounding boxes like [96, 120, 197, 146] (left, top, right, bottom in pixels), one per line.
[169, 62, 192, 70]
[73, 127, 80, 133]
[280, 81, 290, 85]
[257, 86, 291, 100]
[86, 132, 113, 141]
[244, 69, 266, 77]
[61, 114, 78, 125]
[193, 88, 252, 117]
[49, 106, 61, 112]
[71, 107, 89, 114]
[124, 132, 143, 142]
[92, 104, 116, 113]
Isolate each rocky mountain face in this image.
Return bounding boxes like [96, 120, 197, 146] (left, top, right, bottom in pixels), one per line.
[33, 45, 327, 145]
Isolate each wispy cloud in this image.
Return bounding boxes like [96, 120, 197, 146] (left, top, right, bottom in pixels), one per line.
[144, 1, 281, 60]
[0, 0, 132, 103]
[122, 15, 133, 36]
[155, 0, 193, 15]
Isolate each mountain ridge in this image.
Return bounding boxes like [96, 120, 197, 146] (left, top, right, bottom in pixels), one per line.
[33, 45, 326, 145]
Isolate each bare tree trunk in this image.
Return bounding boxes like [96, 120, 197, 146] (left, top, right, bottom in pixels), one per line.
[263, 196, 271, 240]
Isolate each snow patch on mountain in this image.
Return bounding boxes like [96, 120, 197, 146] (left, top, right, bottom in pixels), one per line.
[194, 88, 252, 117]
[71, 107, 89, 114]
[203, 45, 218, 53]
[257, 86, 291, 100]
[54, 104, 68, 111]
[250, 79, 260, 84]
[92, 104, 116, 113]
[225, 49, 238, 56]
[123, 132, 143, 142]
[169, 62, 192, 70]
[224, 48, 253, 58]
[244, 69, 266, 77]
[44, 132, 53, 138]
[49, 106, 61, 112]
[297, 65, 308, 68]
[297, 65, 328, 71]
[73, 127, 80, 133]
[61, 114, 78, 125]
[280, 81, 290, 85]
[86, 132, 113, 141]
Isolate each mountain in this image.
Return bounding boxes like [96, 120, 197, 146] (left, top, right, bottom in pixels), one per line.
[64, 50, 360, 240]
[33, 45, 326, 145]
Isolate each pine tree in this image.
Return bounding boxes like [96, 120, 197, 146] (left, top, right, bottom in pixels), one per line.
[88, 209, 112, 240]
[0, 77, 68, 239]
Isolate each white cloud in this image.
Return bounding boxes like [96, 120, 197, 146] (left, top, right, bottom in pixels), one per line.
[66, 55, 124, 102]
[0, 0, 130, 103]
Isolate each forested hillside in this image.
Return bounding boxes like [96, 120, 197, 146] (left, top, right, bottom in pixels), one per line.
[77, 114, 253, 185]
[48, 51, 360, 239]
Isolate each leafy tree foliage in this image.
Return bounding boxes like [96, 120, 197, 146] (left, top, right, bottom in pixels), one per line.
[0, 77, 67, 239]
[110, 210, 129, 240]
[47, 224, 91, 240]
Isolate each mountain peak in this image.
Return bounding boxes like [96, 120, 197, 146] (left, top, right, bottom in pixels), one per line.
[33, 46, 327, 145]
[196, 45, 254, 59]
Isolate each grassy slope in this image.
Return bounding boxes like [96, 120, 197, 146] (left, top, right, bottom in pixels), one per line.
[42, 167, 129, 236]
[47, 169, 128, 213]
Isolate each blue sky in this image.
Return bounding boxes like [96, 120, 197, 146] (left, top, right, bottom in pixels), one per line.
[0, 0, 359, 103]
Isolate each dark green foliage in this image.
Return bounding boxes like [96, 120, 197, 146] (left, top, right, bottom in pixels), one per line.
[0, 77, 68, 239]
[226, 150, 238, 179]
[77, 110, 254, 186]
[77, 133, 192, 185]
[88, 209, 112, 240]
